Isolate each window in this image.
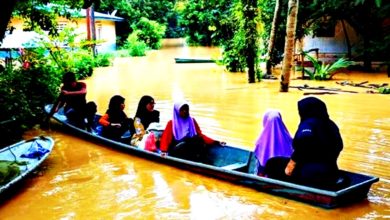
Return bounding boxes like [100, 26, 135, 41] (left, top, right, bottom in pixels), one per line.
[96, 22, 102, 40]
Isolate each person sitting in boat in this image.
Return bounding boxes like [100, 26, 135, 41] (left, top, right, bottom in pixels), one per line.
[131, 95, 160, 146]
[47, 72, 94, 129]
[265, 96, 343, 188]
[99, 95, 134, 142]
[254, 109, 293, 176]
[160, 100, 225, 162]
[85, 101, 97, 133]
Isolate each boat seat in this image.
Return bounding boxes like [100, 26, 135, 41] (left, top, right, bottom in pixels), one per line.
[221, 162, 247, 171]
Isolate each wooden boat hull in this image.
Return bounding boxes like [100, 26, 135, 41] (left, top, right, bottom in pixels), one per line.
[45, 105, 378, 209]
[0, 136, 54, 195]
[175, 58, 218, 63]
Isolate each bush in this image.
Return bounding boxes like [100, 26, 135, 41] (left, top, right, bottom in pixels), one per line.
[131, 17, 166, 50]
[222, 43, 246, 72]
[95, 53, 113, 67]
[68, 50, 95, 79]
[378, 87, 390, 94]
[124, 31, 148, 56]
[0, 66, 61, 147]
[0, 28, 116, 147]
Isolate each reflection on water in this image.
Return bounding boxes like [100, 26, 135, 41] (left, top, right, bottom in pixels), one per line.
[0, 39, 389, 219]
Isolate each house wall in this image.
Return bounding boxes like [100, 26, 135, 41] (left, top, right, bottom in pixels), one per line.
[2, 16, 118, 54]
[59, 17, 118, 53]
[301, 20, 361, 58]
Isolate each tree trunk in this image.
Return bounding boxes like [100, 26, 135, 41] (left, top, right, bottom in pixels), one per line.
[363, 36, 372, 71]
[243, 0, 258, 83]
[341, 19, 352, 59]
[247, 50, 256, 83]
[280, 0, 299, 92]
[387, 64, 390, 77]
[266, 0, 282, 75]
[0, 0, 17, 43]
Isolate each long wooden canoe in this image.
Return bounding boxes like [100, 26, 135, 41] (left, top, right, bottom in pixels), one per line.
[174, 58, 219, 63]
[45, 105, 379, 209]
[0, 136, 54, 195]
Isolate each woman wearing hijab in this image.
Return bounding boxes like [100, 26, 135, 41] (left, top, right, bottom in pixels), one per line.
[265, 97, 343, 188]
[131, 95, 160, 146]
[99, 95, 134, 141]
[254, 109, 293, 176]
[160, 101, 224, 161]
[134, 95, 160, 130]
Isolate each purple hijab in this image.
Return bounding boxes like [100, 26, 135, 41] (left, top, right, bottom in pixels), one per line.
[172, 101, 197, 140]
[254, 109, 293, 167]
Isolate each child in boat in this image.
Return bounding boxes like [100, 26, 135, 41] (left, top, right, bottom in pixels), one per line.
[160, 100, 225, 161]
[254, 109, 293, 176]
[99, 95, 134, 142]
[131, 95, 160, 146]
[85, 101, 97, 132]
[265, 97, 343, 188]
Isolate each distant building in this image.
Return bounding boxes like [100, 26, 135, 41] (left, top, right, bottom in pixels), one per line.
[299, 20, 360, 63]
[1, 9, 123, 56]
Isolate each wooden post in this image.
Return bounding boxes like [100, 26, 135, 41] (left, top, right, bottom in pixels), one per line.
[86, 7, 91, 41]
[90, 4, 96, 56]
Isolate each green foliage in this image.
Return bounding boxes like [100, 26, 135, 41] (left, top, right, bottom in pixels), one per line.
[378, 87, 390, 94]
[222, 40, 247, 73]
[0, 25, 114, 146]
[97, 0, 179, 43]
[12, 1, 85, 36]
[68, 50, 95, 79]
[303, 53, 354, 80]
[178, 0, 241, 47]
[0, 161, 21, 185]
[260, 0, 287, 67]
[33, 27, 113, 79]
[124, 31, 148, 57]
[0, 64, 61, 147]
[131, 17, 166, 50]
[178, 0, 229, 46]
[95, 53, 113, 67]
[181, 0, 263, 77]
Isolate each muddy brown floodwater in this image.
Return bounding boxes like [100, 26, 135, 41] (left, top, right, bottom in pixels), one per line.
[0, 39, 389, 219]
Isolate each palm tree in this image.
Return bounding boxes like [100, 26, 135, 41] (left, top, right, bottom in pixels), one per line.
[280, 0, 299, 92]
[266, 0, 282, 75]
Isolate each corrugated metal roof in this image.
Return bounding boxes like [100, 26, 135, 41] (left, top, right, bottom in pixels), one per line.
[77, 9, 124, 22]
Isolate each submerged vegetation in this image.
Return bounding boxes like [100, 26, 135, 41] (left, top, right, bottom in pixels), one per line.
[378, 87, 390, 94]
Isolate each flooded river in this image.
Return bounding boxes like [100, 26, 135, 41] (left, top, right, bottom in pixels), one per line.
[0, 39, 389, 219]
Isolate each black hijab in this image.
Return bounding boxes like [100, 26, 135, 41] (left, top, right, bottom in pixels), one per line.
[298, 96, 329, 121]
[134, 95, 159, 129]
[293, 96, 343, 164]
[106, 95, 127, 123]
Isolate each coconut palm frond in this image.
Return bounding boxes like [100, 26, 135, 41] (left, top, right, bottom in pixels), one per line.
[302, 52, 322, 70]
[327, 58, 354, 74]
